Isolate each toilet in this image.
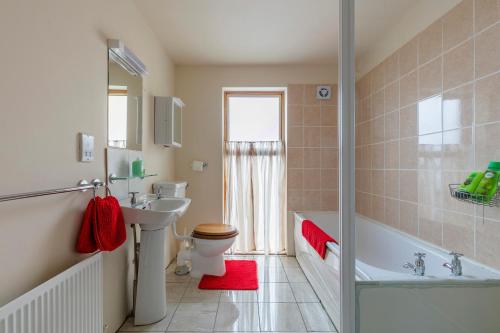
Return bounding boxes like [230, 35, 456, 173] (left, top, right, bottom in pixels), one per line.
[153, 181, 239, 278]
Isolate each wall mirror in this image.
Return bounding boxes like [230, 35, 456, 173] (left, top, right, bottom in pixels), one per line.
[107, 40, 147, 151]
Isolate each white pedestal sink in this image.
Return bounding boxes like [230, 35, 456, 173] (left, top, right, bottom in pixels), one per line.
[121, 196, 191, 326]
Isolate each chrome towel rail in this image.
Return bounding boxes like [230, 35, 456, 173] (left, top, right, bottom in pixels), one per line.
[0, 179, 105, 203]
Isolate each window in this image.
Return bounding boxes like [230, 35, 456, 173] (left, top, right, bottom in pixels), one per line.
[224, 91, 284, 142]
[108, 85, 128, 148]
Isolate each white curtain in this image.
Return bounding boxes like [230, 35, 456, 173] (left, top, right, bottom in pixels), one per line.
[224, 141, 286, 254]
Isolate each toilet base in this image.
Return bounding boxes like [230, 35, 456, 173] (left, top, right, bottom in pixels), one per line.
[190, 252, 226, 278]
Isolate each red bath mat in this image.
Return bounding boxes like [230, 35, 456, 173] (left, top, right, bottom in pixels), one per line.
[198, 260, 258, 290]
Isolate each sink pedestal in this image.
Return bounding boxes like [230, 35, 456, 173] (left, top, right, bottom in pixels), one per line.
[134, 228, 167, 325]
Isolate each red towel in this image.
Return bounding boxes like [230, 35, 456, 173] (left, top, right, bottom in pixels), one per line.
[76, 196, 126, 253]
[301, 219, 337, 259]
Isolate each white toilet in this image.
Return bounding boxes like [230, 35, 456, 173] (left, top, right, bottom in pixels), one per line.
[153, 181, 238, 278]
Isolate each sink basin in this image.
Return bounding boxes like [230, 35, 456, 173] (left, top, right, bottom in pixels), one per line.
[121, 197, 191, 231]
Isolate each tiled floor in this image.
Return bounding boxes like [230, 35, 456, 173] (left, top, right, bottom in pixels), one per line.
[119, 255, 337, 333]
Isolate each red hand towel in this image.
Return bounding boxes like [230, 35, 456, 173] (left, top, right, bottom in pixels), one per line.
[301, 219, 337, 259]
[93, 196, 127, 251]
[76, 199, 98, 253]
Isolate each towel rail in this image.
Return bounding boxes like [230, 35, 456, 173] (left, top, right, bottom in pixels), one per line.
[0, 179, 105, 203]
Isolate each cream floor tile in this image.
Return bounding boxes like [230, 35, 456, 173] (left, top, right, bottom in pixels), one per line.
[214, 302, 260, 331]
[283, 268, 308, 283]
[181, 281, 221, 303]
[279, 256, 300, 268]
[258, 266, 288, 283]
[257, 283, 295, 303]
[167, 303, 218, 332]
[119, 303, 178, 332]
[259, 303, 307, 332]
[298, 303, 336, 332]
[254, 255, 283, 267]
[167, 283, 188, 303]
[289, 283, 319, 303]
[220, 290, 259, 303]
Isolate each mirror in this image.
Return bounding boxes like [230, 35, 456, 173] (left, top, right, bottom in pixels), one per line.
[107, 58, 143, 150]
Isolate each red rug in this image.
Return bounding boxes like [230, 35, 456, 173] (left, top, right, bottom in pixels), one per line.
[198, 260, 258, 290]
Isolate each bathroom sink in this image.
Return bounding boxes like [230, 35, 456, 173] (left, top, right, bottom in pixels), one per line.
[121, 197, 191, 231]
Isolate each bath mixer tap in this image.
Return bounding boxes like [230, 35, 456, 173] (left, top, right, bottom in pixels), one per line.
[403, 252, 426, 276]
[443, 252, 463, 276]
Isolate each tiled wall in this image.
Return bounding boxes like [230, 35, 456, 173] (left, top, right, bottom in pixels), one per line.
[355, 0, 500, 270]
[287, 84, 339, 213]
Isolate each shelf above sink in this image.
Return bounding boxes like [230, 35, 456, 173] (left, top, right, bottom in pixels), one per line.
[108, 173, 158, 184]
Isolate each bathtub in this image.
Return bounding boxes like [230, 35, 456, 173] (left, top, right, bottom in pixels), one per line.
[294, 211, 500, 333]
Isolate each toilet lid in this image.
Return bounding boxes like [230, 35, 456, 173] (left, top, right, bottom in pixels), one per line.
[193, 224, 238, 236]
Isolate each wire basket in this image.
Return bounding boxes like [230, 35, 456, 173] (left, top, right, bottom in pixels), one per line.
[449, 184, 500, 207]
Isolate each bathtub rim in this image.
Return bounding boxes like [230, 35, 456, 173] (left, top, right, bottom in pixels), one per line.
[293, 210, 500, 283]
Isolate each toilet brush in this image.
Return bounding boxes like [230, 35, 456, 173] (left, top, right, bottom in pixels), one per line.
[175, 227, 192, 275]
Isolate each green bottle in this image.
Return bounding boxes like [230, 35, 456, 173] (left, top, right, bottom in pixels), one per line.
[457, 171, 484, 198]
[473, 161, 500, 203]
[132, 158, 144, 178]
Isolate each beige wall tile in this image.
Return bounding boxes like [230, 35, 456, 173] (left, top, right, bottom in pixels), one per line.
[418, 133, 443, 170]
[372, 195, 386, 222]
[287, 148, 303, 169]
[320, 126, 337, 148]
[321, 105, 337, 126]
[399, 137, 418, 169]
[476, 22, 500, 78]
[303, 169, 321, 190]
[372, 90, 385, 117]
[358, 73, 372, 99]
[475, 72, 500, 124]
[443, 83, 473, 130]
[371, 170, 385, 196]
[385, 111, 400, 141]
[288, 105, 303, 126]
[304, 148, 320, 168]
[475, 0, 500, 33]
[399, 37, 418, 76]
[356, 191, 372, 217]
[371, 116, 385, 143]
[288, 169, 303, 190]
[321, 169, 338, 190]
[357, 121, 371, 146]
[304, 126, 321, 147]
[419, 57, 443, 99]
[303, 190, 322, 210]
[288, 84, 304, 105]
[357, 97, 371, 123]
[385, 198, 400, 228]
[385, 141, 399, 169]
[475, 122, 500, 167]
[385, 170, 400, 199]
[321, 190, 338, 211]
[443, 40, 474, 91]
[357, 145, 371, 169]
[304, 84, 320, 105]
[399, 170, 418, 203]
[400, 71, 418, 107]
[442, 171, 475, 215]
[356, 169, 371, 193]
[303, 106, 321, 126]
[371, 143, 385, 169]
[288, 126, 303, 147]
[443, 127, 474, 171]
[384, 81, 399, 113]
[323, 84, 338, 106]
[418, 170, 444, 208]
[442, 211, 474, 257]
[371, 63, 385, 90]
[476, 218, 500, 270]
[287, 190, 303, 211]
[384, 52, 400, 85]
[419, 20, 443, 64]
[442, 0, 473, 51]
[399, 201, 418, 236]
[418, 206, 443, 246]
[400, 104, 418, 138]
[321, 148, 338, 168]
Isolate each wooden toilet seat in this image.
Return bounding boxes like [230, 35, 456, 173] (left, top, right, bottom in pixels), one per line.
[192, 224, 239, 240]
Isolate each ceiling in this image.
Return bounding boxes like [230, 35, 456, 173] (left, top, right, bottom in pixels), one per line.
[134, 0, 419, 66]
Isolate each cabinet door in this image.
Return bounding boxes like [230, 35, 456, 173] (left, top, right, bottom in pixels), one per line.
[173, 101, 182, 146]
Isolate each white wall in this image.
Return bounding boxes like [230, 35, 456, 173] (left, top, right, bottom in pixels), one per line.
[0, 0, 176, 332]
[174, 65, 337, 232]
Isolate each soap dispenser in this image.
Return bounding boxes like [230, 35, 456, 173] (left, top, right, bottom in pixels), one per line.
[132, 158, 144, 178]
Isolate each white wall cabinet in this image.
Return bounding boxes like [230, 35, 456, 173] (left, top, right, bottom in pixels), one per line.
[154, 96, 184, 147]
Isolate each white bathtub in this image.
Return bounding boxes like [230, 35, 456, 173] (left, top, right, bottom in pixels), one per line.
[294, 211, 500, 333]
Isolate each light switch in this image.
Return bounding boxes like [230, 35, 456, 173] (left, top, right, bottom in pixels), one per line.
[79, 133, 94, 162]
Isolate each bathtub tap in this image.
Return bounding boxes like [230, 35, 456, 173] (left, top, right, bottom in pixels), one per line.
[403, 252, 426, 276]
[443, 252, 463, 276]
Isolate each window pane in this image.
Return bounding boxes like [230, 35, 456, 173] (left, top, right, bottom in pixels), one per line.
[227, 96, 280, 141]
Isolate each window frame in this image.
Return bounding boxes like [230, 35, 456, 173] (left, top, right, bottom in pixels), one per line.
[223, 91, 285, 142]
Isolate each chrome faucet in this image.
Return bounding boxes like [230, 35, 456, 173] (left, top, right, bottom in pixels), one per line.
[155, 187, 162, 199]
[443, 252, 463, 276]
[129, 191, 139, 207]
[403, 252, 426, 276]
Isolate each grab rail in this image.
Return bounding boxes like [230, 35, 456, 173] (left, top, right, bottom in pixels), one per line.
[0, 179, 105, 203]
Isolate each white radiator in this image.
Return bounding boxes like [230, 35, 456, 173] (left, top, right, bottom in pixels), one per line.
[0, 253, 103, 333]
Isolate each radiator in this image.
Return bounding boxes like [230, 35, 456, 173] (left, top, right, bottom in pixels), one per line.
[0, 253, 103, 333]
